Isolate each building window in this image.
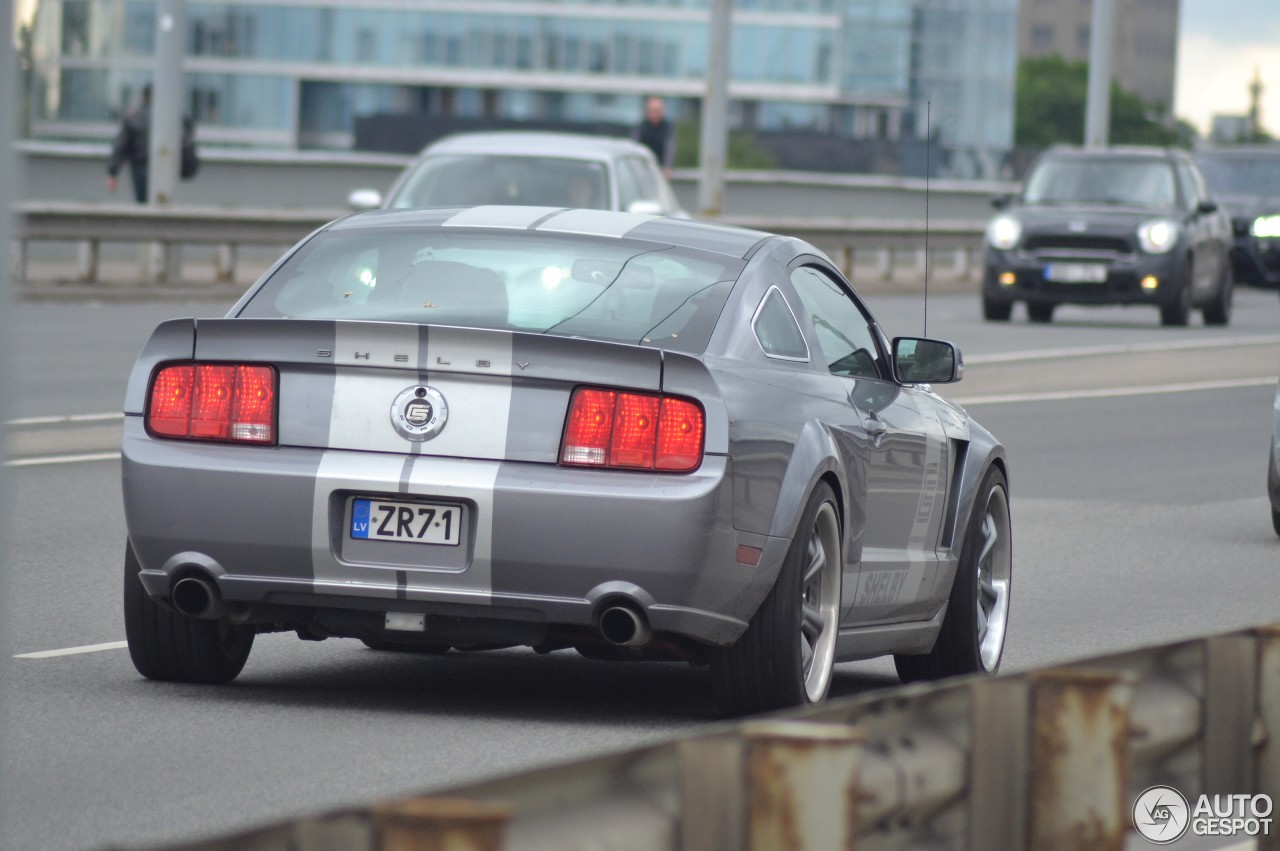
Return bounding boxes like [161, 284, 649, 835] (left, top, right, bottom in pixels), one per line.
[1030, 25, 1054, 52]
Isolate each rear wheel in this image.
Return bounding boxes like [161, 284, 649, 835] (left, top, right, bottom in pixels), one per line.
[1026, 302, 1054, 323]
[123, 543, 254, 684]
[896, 466, 1011, 682]
[1202, 263, 1233, 326]
[711, 483, 841, 716]
[982, 296, 1012, 321]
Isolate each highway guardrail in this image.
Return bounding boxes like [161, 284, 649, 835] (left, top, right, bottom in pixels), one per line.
[119, 624, 1280, 851]
[12, 201, 988, 289]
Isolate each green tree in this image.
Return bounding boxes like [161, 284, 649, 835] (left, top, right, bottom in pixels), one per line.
[1015, 55, 1182, 149]
[673, 120, 776, 170]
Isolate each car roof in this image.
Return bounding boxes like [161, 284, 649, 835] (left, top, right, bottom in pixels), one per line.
[1194, 146, 1280, 159]
[419, 131, 655, 162]
[1040, 145, 1189, 162]
[326, 206, 772, 260]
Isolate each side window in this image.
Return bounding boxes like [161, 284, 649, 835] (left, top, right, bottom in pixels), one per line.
[618, 158, 660, 210]
[752, 287, 809, 361]
[1175, 163, 1201, 210]
[789, 266, 884, 380]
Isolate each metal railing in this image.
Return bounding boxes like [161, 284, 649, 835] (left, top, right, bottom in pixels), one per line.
[12, 201, 989, 288]
[126, 624, 1280, 851]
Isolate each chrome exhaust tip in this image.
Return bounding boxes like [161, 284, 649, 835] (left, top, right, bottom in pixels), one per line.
[598, 605, 652, 647]
[171, 576, 225, 619]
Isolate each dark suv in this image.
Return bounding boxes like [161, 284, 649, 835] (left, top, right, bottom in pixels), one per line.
[1194, 147, 1280, 289]
[983, 146, 1234, 326]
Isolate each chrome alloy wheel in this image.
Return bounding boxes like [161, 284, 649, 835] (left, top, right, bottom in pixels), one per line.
[800, 502, 841, 703]
[976, 485, 1012, 671]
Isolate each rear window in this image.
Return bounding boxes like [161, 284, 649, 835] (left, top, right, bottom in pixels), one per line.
[237, 229, 742, 354]
[390, 155, 610, 210]
[1024, 157, 1178, 208]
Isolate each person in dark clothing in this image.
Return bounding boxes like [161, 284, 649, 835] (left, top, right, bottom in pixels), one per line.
[635, 96, 676, 177]
[106, 84, 197, 203]
[107, 84, 153, 203]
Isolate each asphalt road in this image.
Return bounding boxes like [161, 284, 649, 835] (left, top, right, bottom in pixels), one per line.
[3, 289, 1280, 850]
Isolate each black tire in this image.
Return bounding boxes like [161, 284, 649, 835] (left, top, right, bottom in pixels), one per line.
[896, 466, 1011, 682]
[1026, 302, 1054, 323]
[1202, 263, 1233, 326]
[123, 543, 254, 684]
[1270, 449, 1280, 538]
[1161, 262, 1193, 326]
[982, 296, 1012, 322]
[711, 483, 842, 716]
[362, 637, 450, 654]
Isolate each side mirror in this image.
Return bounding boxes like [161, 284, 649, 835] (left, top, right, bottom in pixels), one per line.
[893, 337, 963, 385]
[1197, 200, 1219, 215]
[625, 199, 664, 215]
[991, 194, 1011, 210]
[348, 188, 383, 211]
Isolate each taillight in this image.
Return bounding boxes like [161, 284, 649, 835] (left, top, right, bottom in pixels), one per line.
[147, 363, 277, 445]
[561, 388, 704, 473]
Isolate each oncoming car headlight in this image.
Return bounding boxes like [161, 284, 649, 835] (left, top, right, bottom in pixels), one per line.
[986, 216, 1022, 250]
[1252, 215, 1280, 238]
[1138, 219, 1179, 254]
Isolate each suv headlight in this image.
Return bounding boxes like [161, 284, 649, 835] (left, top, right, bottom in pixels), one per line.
[986, 215, 1021, 250]
[1252, 215, 1280, 238]
[1137, 219, 1179, 254]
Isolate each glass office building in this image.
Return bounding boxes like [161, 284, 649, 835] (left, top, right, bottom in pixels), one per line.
[20, 0, 1016, 176]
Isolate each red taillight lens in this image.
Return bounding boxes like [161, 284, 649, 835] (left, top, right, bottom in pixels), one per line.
[148, 364, 194, 437]
[655, 397, 704, 471]
[147, 363, 276, 445]
[609, 393, 660, 468]
[561, 388, 615, 466]
[561, 388, 704, 473]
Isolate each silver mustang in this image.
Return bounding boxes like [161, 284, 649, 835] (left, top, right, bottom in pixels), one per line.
[122, 206, 1012, 715]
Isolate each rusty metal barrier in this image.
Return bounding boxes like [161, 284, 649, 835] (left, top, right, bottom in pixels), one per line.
[116, 625, 1280, 851]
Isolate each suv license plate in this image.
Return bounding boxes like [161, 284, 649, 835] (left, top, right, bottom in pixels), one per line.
[351, 498, 462, 546]
[1045, 263, 1107, 283]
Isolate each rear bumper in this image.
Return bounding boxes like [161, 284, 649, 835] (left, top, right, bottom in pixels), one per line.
[122, 417, 785, 646]
[984, 249, 1184, 306]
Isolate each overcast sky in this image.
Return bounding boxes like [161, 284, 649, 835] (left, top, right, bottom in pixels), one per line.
[1176, 0, 1280, 134]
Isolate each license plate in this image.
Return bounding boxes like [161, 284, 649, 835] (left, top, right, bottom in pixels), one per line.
[351, 498, 462, 546]
[1045, 263, 1107, 283]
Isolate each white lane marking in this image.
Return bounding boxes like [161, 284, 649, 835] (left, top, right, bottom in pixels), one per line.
[3, 451, 122, 468]
[4, 412, 124, 427]
[965, 334, 1280, 365]
[954, 377, 1277, 406]
[15, 640, 128, 659]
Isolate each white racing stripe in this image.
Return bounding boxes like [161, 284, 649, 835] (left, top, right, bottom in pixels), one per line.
[15, 640, 128, 659]
[4, 451, 122, 468]
[965, 335, 1280, 365]
[953, 377, 1277, 406]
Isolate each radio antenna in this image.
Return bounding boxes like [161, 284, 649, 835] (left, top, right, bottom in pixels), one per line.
[924, 101, 931, 338]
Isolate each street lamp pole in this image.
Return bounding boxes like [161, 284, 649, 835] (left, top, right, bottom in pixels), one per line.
[698, 0, 731, 218]
[1083, 0, 1115, 148]
[148, 0, 186, 205]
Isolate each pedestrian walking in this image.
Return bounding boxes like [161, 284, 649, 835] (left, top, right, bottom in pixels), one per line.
[635, 96, 676, 177]
[106, 83, 199, 203]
